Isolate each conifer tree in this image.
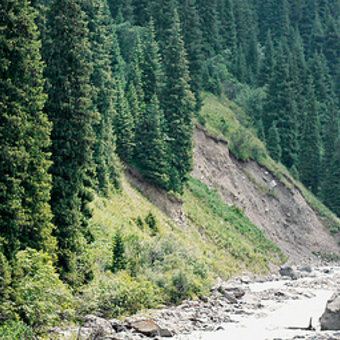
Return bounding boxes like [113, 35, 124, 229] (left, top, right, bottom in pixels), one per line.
[321, 136, 340, 217]
[267, 121, 282, 162]
[85, 0, 121, 195]
[127, 34, 144, 104]
[140, 19, 164, 104]
[196, 0, 221, 57]
[178, 0, 204, 111]
[111, 229, 126, 272]
[298, 78, 322, 194]
[114, 80, 135, 163]
[134, 95, 169, 189]
[218, 0, 237, 53]
[0, 0, 55, 259]
[44, 0, 96, 275]
[161, 10, 196, 193]
[258, 30, 275, 87]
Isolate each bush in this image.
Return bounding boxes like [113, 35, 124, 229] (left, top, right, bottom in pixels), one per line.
[145, 212, 158, 236]
[0, 320, 34, 340]
[12, 249, 73, 330]
[79, 272, 159, 318]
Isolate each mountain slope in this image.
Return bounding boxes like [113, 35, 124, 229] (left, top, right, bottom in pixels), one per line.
[193, 93, 340, 261]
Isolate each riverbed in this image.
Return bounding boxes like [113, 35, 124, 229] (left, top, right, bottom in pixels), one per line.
[174, 266, 340, 340]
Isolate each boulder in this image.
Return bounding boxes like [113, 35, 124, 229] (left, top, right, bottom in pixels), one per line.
[320, 291, 340, 330]
[79, 315, 115, 339]
[131, 319, 173, 337]
[279, 266, 298, 280]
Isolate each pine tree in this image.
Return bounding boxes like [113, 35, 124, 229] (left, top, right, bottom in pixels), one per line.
[178, 0, 204, 111]
[321, 136, 340, 217]
[111, 229, 126, 272]
[218, 0, 237, 53]
[114, 79, 135, 162]
[298, 78, 322, 194]
[258, 30, 275, 87]
[44, 0, 96, 275]
[140, 19, 164, 104]
[134, 95, 169, 189]
[161, 10, 196, 193]
[85, 0, 121, 195]
[0, 0, 55, 259]
[127, 33, 144, 104]
[267, 121, 282, 162]
[196, 0, 221, 57]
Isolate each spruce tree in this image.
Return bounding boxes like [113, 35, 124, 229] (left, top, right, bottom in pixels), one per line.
[140, 19, 164, 104]
[85, 0, 121, 195]
[196, 0, 221, 57]
[114, 79, 135, 163]
[0, 0, 55, 259]
[321, 136, 340, 217]
[298, 78, 322, 194]
[134, 95, 170, 189]
[161, 10, 196, 193]
[267, 121, 282, 162]
[258, 30, 275, 87]
[178, 0, 204, 111]
[111, 229, 126, 272]
[44, 0, 96, 275]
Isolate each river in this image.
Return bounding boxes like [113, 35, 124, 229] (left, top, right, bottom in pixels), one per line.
[174, 266, 340, 340]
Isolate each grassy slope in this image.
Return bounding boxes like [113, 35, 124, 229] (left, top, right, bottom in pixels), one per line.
[84, 172, 284, 318]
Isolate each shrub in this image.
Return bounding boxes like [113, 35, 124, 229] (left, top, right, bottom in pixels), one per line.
[79, 272, 159, 318]
[145, 212, 158, 236]
[0, 320, 34, 340]
[12, 249, 73, 330]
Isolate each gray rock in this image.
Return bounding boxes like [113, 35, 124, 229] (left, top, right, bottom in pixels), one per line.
[320, 291, 340, 330]
[130, 319, 172, 337]
[80, 315, 115, 339]
[279, 266, 298, 280]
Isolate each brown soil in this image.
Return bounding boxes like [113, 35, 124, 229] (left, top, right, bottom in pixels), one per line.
[192, 127, 340, 262]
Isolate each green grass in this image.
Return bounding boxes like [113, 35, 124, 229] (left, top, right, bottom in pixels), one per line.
[79, 173, 285, 318]
[198, 92, 340, 235]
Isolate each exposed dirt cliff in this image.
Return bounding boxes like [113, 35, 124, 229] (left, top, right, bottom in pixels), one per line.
[192, 127, 340, 262]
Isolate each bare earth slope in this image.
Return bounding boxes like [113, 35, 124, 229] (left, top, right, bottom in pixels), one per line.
[192, 127, 340, 262]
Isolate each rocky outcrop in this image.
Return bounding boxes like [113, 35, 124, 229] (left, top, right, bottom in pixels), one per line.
[125, 166, 187, 229]
[320, 291, 340, 330]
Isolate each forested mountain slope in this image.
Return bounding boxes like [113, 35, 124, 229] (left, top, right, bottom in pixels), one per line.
[1, 0, 340, 337]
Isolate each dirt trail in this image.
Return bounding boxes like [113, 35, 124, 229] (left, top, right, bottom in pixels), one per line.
[192, 127, 340, 262]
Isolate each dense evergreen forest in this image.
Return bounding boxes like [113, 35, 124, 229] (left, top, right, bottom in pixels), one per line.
[0, 0, 339, 337]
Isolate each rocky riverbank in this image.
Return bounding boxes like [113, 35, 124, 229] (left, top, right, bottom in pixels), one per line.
[51, 265, 340, 340]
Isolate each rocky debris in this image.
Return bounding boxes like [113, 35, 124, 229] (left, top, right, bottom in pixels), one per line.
[280, 266, 299, 280]
[320, 291, 340, 330]
[78, 315, 116, 340]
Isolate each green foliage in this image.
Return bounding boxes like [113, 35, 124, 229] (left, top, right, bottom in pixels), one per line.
[0, 0, 55, 260]
[111, 229, 126, 272]
[85, 0, 122, 195]
[12, 249, 73, 330]
[161, 9, 196, 193]
[267, 121, 282, 162]
[44, 0, 97, 277]
[79, 272, 159, 318]
[145, 211, 158, 236]
[0, 320, 34, 340]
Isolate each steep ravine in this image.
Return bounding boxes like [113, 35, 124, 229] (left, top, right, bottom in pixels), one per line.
[192, 127, 340, 262]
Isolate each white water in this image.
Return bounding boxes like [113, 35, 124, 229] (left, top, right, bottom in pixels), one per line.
[175, 267, 340, 340]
